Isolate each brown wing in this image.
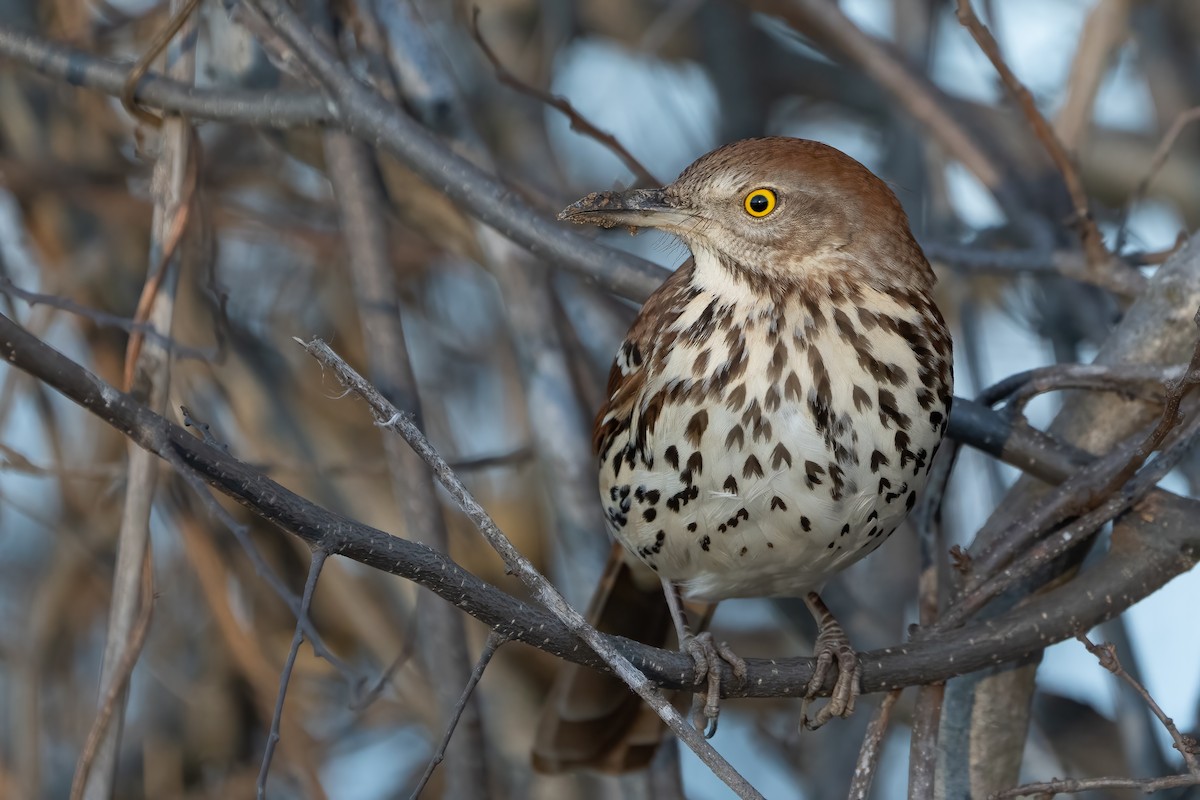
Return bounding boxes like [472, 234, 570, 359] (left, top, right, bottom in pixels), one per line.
[592, 259, 698, 459]
[534, 260, 716, 774]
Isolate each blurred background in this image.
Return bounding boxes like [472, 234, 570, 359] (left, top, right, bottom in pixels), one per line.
[1, 0, 1198, 797]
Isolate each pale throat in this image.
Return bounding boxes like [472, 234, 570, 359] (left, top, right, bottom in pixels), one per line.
[685, 238, 867, 304]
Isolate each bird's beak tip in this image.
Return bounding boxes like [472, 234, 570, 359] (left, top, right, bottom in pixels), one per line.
[556, 202, 586, 223]
[558, 191, 628, 225]
[556, 188, 675, 230]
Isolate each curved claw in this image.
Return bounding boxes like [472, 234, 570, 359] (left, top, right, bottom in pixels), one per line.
[683, 631, 748, 738]
[800, 593, 862, 731]
[801, 639, 861, 729]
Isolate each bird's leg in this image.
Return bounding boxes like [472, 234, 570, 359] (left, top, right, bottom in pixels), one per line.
[661, 577, 747, 738]
[800, 591, 862, 730]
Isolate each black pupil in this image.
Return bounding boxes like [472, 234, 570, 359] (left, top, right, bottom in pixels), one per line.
[749, 193, 770, 213]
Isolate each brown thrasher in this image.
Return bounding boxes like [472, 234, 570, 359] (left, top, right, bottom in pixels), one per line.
[534, 137, 953, 772]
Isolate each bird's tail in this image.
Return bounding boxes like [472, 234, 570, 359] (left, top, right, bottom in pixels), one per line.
[532, 543, 714, 773]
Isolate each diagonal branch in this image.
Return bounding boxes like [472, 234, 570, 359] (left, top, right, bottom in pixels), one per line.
[256, 549, 327, 798]
[470, 9, 659, 186]
[323, 130, 488, 793]
[298, 337, 763, 799]
[409, 632, 507, 799]
[954, 0, 1144, 296]
[1077, 634, 1200, 775]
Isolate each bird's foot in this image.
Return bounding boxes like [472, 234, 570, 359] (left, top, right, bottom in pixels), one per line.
[682, 631, 748, 738]
[800, 610, 862, 730]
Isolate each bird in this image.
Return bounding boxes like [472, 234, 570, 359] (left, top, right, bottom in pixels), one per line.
[533, 137, 953, 773]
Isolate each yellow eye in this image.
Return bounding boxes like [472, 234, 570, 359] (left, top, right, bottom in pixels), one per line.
[743, 188, 777, 217]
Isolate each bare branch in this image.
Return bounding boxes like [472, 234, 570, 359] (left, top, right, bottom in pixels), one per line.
[298, 337, 765, 799]
[746, 0, 1012, 210]
[0, 25, 331, 126]
[954, 0, 1144, 296]
[2, 308, 1199, 713]
[170, 450, 362, 683]
[256, 549, 327, 798]
[1053, 0, 1130, 150]
[82, 8, 197, 794]
[0, 21, 668, 302]
[1118, 105, 1200, 252]
[323, 129, 487, 792]
[1077, 634, 1200, 774]
[990, 772, 1200, 799]
[940, 397, 1200, 629]
[68, 555, 154, 800]
[847, 689, 901, 800]
[0, 275, 212, 360]
[409, 632, 507, 799]
[945, 313, 1200, 620]
[908, 683, 944, 799]
[118, 0, 203, 127]
[470, 8, 659, 186]
[978, 362, 1188, 413]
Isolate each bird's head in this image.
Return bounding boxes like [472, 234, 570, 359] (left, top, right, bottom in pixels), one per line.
[559, 137, 932, 291]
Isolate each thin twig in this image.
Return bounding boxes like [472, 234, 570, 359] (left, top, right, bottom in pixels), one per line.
[0, 441, 123, 479]
[470, 8, 659, 186]
[180, 405, 228, 450]
[990, 772, 1200, 799]
[0, 23, 667, 301]
[402, 9, 612, 606]
[0, 275, 212, 360]
[323, 127, 487, 793]
[81, 8, 196, 794]
[174, 512, 328, 798]
[119, 0, 202, 126]
[955, 0, 1144, 296]
[121, 126, 199, 392]
[1117, 105, 1200, 253]
[256, 549, 328, 799]
[69, 554, 154, 800]
[227, 0, 674, 302]
[0, 25, 331, 125]
[747, 0, 1010, 207]
[350, 594, 422, 712]
[297, 337, 765, 799]
[409, 631, 506, 799]
[846, 689, 901, 800]
[940, 394, 1200, 629]
[959, 319, 1200, 596]
[1077, 634, 1200, 774]
[1052, 0, 1130, 151]
[168, 449, 362, 685]
[978, 362, 1188, 410]
[921, 241, 1149, 294]
[1082, 316, 1200, 490]
[445, 446, 534, 472]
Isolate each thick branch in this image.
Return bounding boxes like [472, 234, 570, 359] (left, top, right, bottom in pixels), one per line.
[1, 311, 1197, 701]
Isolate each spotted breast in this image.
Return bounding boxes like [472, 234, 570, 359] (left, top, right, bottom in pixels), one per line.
[597, 253, 950, 600]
